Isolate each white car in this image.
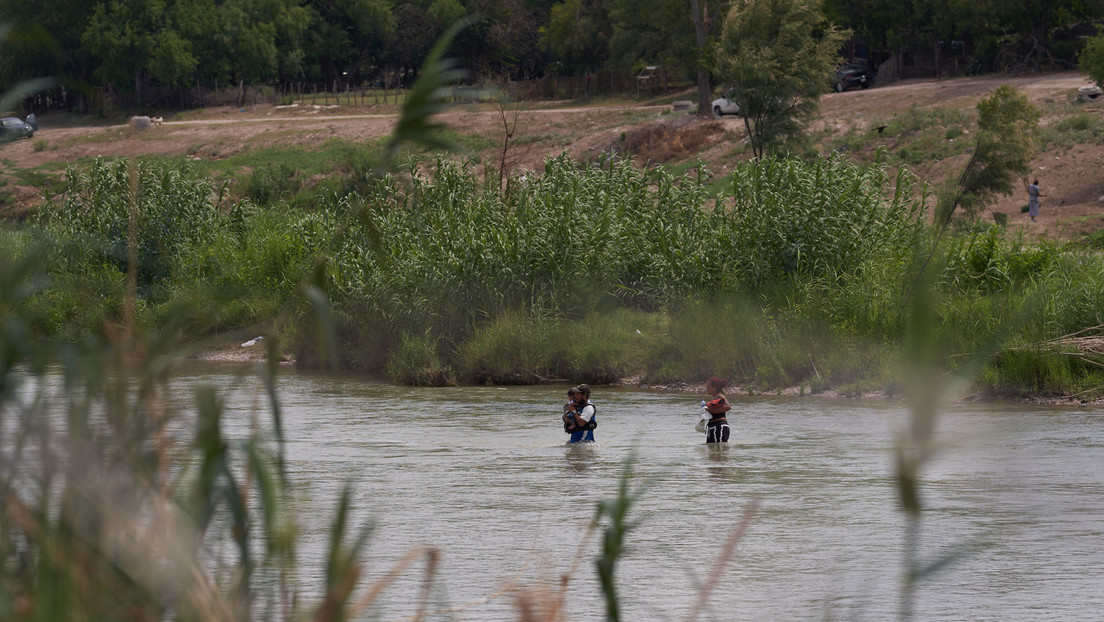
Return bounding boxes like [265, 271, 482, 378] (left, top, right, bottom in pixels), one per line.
[712, 89, 741, 116]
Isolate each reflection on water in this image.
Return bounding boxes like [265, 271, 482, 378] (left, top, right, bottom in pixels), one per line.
[164, 365, 1104, 620]
[563, 443, 595, 475]
[704, 443, 734, 482]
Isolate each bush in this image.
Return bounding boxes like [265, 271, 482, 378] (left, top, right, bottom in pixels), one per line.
[36, 158, 223, 287]
[243, 163, 301, 205]
[385, 331, 457, 386]
[457, 311, 563, 384]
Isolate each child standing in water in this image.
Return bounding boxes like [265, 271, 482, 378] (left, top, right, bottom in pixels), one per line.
[703, 377, 732, 443]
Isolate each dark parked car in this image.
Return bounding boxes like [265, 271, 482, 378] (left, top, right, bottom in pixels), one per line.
[0, 117, 34, 141]
[834, 64, 874, 92]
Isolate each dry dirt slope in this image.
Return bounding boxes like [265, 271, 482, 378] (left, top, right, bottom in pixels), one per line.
[2, 72, 1102, 238]
[826, 71, 1104, 239]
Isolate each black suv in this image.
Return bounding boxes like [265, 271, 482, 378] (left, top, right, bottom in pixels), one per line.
[834, 64, 874, 92]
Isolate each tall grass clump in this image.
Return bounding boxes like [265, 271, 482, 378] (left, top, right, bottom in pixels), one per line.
[724, 151, 925, 286]
[36, 157, 226, 287]
[26, 158, 330, 338]
[324, 152, 924, 375]
[242, 163, 301, 205]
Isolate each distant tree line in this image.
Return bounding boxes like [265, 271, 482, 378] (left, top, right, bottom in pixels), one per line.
[0, 0, 1102, 112]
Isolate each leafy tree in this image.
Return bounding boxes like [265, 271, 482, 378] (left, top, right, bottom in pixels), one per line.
[457, 0, 547, 78]
[338, 0, 398, 86]
[82, 0, 198, 104]
[715, 0, 847, 158]
[539, 0, 611, 76]
[1079, 33, 1104, 88]
[904, 84, 1039, 305]
[936, 84, 1040, 224]
[305, 0, 397, 86]
[385, 2, 435, 83]
[606, 0, 697, 76]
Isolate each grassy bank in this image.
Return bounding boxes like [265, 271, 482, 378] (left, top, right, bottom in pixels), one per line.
[5, 151, 1104, 400]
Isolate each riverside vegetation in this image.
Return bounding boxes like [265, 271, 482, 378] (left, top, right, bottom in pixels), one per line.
[4, 141, 1104, 400]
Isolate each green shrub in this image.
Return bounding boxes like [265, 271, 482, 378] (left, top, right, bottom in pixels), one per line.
[243, 163, 301, 205]
[1040, 111, 1104, 148]
[457, 311, 563, 384]
[25, 266, 132, 338]
[977, 345, 1093, 397]
[385, 331, 457, 386]
[36, 157, 223, 287]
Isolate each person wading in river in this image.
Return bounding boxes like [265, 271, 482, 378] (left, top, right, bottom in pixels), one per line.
[703, 377, 732, 444]
[564, 384, 597, 443]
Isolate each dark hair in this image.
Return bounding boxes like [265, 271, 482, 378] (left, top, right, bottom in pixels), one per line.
[567, 387, 577, 396]
[574, 384, 591, 398]
[1033, 179, 1039, 185]
[706, 377, 728, 392]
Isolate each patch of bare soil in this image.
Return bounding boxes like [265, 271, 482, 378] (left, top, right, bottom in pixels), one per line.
[580, 115, 726, 164]
[194, 336, 295, 365]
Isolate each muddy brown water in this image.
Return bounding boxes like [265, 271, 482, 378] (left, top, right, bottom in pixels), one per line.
[29, 364, 1104, 620]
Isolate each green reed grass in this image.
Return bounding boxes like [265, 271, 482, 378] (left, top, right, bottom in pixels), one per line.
[12, 142, 1104, 395]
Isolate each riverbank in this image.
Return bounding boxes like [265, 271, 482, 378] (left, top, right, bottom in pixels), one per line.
[9, 111, 1104, 408]
[191, 337, 1104, 407]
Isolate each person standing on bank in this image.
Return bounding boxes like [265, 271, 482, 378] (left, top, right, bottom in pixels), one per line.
[564, 384, 597, 443]
[703, 377, 732, 443]
[1026, 178, 1045, 223]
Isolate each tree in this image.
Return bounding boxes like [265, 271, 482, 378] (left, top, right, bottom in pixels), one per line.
[607, 0, 698, 77]
[539, 0, 611, 76]
[458, 0, 547, 79]
[904, 84, 1039, 305]
[305, 0, 397, 87]
[935, 84, 1040, 225]
[688, 0, 725, 117]
[82, 0, 198, 105]
[1079, 33, 1104, 88]
[715, 0, 847, 158]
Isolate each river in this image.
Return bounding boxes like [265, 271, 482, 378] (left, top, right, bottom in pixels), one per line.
[163, 365, 1104, 621]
